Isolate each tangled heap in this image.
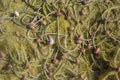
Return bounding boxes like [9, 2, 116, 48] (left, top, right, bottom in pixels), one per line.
[0, 0, 120, 80]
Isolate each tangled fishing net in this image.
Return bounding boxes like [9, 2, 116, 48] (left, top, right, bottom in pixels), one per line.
[0, 0, 120, 80]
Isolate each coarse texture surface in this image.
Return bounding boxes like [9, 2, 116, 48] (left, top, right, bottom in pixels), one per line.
[0, 0, 120, 80]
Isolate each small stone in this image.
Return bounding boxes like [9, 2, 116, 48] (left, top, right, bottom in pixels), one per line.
[60, 55, 66, 60]
[87, 43, 92, 49]
[53, 59, 59, 64]
[69, 26, 74, 31]
[75, 39, 82, 44]
[47, 35, 55, 45]
[105, 30, 110, 35]
[80, 10, 86, 15]
[40, 20, 47, 26]
[117, 20, 120, 24]
[0, 19, 4, 24]
[49, 71, 53, 77]
[27, 23, 35, 30]
[0, 51, 5, 58]
[56, 11, 62, 17]
[14, 11, 19, 17]
[95, 48, 101, 55]
[116, 67, 120, 72]
[66, 16, 71, 20]
[15, 31, 20, 37]
[78, 35, 83, 40]
[36, 38, 41, 43]
[7, 64, 13, 70]
[81, 48, 86, 53]
[22, 75, 27, 80]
